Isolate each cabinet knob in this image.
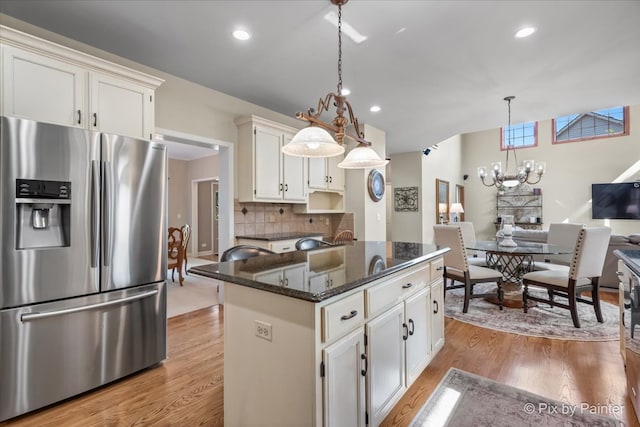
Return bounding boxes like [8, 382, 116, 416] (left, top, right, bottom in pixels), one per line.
[408, 319, 415, 336]
[93, 113, 97, 127]
[402, 283, 413, 289]
[77, 110, 82, 124]
[361, 353, 367, 376]
[433, 300, 439, 314]
[402, 323, 409, 341]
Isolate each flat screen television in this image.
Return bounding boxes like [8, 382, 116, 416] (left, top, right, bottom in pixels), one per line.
[591, 182, 640, 220]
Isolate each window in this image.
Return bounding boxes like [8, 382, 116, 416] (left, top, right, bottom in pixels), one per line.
[501, 121, 537, 150]
[553, 106, 628, 143]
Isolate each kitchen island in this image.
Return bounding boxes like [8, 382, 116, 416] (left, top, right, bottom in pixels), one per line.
[192, 241, 448, 427]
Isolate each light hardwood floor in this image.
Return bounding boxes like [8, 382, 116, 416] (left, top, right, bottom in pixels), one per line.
[2, 292, 636, 426]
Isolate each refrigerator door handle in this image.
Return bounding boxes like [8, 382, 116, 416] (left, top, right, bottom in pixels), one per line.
[102, 160, 113, 267]
[20, 289, 159, 322]
[91, 160, 100, 268]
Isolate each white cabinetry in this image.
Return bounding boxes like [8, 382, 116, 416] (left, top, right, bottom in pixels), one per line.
[0, 27, 162, 139]
[323, 327, 367, 427]
[309, 155, 345, 192]
[236, 116, 306, 203]
[367, 303, 406, 427]
[223, 255, 445, 427]
[254, 263, 307, 291]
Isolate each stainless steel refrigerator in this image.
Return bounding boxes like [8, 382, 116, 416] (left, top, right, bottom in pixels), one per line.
[0, 116, 167, 422]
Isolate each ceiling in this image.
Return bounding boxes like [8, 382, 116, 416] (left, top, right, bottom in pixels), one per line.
[2, 0, 639, 156]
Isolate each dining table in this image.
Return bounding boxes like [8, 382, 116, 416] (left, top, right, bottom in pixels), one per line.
[466, 239, 573, 308]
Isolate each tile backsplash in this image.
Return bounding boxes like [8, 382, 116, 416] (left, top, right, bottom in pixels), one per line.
[234, 200, 354, 241]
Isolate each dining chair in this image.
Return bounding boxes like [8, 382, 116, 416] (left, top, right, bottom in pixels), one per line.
[533, 223, 584, 272]
[433, 225, 504, 313]
[522, 226, 612, 328]
[220, 245, 276, 262]
[180, 224, 192, 275]
[447, 222, 486, 267]
[332, 230, 354, 245]
[168, 227, 185, 286]
[295, 238, 333, 250]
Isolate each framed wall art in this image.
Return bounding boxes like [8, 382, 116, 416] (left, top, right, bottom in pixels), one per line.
[394, 186, 419, 212]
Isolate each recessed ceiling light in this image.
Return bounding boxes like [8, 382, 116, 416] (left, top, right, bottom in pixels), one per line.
[514, 27, 536, 39]
[370, 105, 381, 113]
[341, 88, 351, 96]
[233, 29, 251, 41]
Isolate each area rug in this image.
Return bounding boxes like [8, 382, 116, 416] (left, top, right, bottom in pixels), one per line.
[166, 258, 221, 318]
[410, 368, 621, 427]
[444, 285, 619, 341]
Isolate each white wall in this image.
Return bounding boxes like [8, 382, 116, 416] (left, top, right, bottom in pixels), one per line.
[461, 105, 640, 239]
[389, 134, 463, 244]
[168, 159, 188, 227]
[345, 123, 387, 241]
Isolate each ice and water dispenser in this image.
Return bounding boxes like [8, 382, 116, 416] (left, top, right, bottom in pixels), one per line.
[15, 179, 71, 249]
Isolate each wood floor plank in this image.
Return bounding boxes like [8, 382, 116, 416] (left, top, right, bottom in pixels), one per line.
[2, 291, 636, 427]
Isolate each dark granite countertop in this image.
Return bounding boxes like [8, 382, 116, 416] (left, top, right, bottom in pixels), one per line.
[189, 241, 449, 302]
[235, 232, 325, 241]
[614, 249, 640, 277]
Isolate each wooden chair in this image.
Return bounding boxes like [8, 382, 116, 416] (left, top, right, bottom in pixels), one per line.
[168, 227, 185, 286]
[332, 230, 354, 245]
[522, 226, 611, 328]
[433, 225, 504, 313]
[180, 224, 192, 275]
[295, 238, 333, 250]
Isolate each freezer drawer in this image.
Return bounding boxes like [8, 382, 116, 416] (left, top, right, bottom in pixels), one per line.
[0, 282, 167, 422]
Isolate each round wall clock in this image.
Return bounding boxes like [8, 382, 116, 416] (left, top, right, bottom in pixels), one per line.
[368, 169, 385, 202]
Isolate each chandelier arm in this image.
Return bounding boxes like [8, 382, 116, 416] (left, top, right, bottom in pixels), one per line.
[341, 97, 368, 143]
[303, 92, 340, 119]
[295, 111, 339, 134]
[525, 174, 543, 185]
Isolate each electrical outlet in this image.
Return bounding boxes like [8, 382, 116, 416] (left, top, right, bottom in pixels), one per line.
[255, 320, 272, 341]
[201, 243, 207, 248]
[325, 218, 329, 225]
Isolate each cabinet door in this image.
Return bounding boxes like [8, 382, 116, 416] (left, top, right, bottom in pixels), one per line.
[323, 327, 366, 427]
[404, 287, 431, 385]
[90, 72, 152, 139]
[283, 264, 307, 291]
[430, 279, 445, 354]
[2, 45, 86, 127]
[327, 155, 345, 191]
[367, 303, 406, 427]
[328, 268, 346, 289]
[308, 157, 328, 190]
[254, 269, 283, 286]
[309, 273, 329, 294]
[282, 133, 307, 202]
[254, 125, 283, 200]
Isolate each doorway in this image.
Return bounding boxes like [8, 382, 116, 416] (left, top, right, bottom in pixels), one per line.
[154, 127, 234, 260]
[194, 179, 219, 257]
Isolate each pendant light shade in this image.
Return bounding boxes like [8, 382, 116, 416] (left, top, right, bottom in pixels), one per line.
[283, 126, 345, 157]
[338, 144, 389, 169]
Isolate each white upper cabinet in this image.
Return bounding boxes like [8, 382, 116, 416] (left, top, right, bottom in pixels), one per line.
[90, 72, 154, 139]
[0, 26, 163, 139]
[236, 116, 307, 203]
[308, 154, 344, 192]
[1, 45, 86, 128]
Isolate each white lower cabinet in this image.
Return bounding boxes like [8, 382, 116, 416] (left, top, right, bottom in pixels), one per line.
[430, 278, 445, 354]
[223, 256, 445, 427]
[323, 327, 367, 427]
[367, 303, 406, 427]
[405, 287, 432, 385]
[253, 263, 307, 290]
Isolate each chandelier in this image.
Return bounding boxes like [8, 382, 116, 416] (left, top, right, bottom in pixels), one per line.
[477, 96, 546, 188]
[281, 0, 389, 169]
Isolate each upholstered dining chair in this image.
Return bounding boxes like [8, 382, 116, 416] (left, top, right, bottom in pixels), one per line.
[533, 223, 584, 272]
[447, 222, 486, 267]
[180, 224, 192, 275]
[168, 227, 185, 286]
[332, 230, 354, 245]
[522, 226, 612, 328]
[433, 225, 504, 313]
[295, 238, 333, 250]
[220, 245, 276, 262]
